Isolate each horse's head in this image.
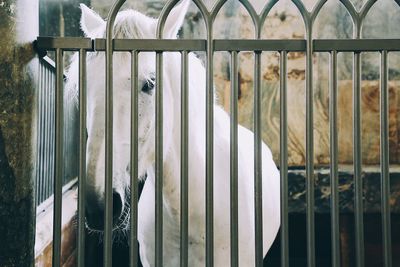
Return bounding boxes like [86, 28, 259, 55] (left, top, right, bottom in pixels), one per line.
[75, 0, 190, 233]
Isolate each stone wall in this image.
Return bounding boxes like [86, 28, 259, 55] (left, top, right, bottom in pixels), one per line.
[0, 0, 38, 266]
[210, 0, 400, 166]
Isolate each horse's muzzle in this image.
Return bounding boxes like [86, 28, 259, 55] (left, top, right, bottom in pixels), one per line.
[85, 190, 124, 231]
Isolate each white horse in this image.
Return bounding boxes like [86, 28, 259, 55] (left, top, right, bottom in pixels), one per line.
[66, 1, 280, 266]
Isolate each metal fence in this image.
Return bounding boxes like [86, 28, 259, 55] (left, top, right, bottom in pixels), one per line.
[34, 0, 399, 266]
[35, 57, 79, 207]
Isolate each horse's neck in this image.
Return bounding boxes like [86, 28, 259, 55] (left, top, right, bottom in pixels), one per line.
[160, 125, 206, 213]
[159, 53, 216, 210]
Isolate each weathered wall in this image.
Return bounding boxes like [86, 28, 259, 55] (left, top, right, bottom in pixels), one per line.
[211, 0, 400, 166]
[0, 0, 38, 266]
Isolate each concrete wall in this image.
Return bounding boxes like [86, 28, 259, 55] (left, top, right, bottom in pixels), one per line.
[0, 0, 38, 266]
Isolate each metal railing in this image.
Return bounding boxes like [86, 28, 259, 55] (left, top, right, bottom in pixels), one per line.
[35, 57, 78, 207]
[34, 0, 399, 266]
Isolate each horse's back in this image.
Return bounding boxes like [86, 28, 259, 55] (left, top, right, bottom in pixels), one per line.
[211, 108, 280, 265]
[237, 123, 281, 260]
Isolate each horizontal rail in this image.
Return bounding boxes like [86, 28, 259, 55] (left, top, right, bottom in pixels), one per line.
[36, 37, 93, 51]
[316, 39, 400, 52]
[39, 56, 56, 69]
[39, 56, 67, 79]
[36, 178, 78, 216]
[94, 39, 206, 51]
[217, 40, 304, 52]
[36, 37, 400, 52]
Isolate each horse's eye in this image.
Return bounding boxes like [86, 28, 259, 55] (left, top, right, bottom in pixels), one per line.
[142, 77, 155, 95]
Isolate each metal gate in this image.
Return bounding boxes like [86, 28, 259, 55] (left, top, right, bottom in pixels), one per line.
[36, 56, 79, 207]
[35, 0, 399, 266]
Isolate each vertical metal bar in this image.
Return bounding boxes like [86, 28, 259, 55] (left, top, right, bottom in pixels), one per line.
[353, 51, 364, 267]
[280, 50, 289, 267]
[230, 51, 239, 267]
[155, 52, 164, 267]
[50, 70, 55, 201]
[306, 28, 315, 267]
[46, 67, 50, 201]
[104, 1, 126, 264]
[329, 50, 340, 267]
[44, 66, 49, 202]
[44, 65, 49, 201]
[64, 88, 68, 185]
[254, 51, 263, 267]
[206, 28, 214, 267]
[39, 63, 44, 204]
[63, 87, 67, 185]
[180, 51, 189, 267]
[130, 50, 139, 267]
[77, 49, 87, 267]
[52, 48, 64, 267]
[104, 76, 114, 266]
[36, 63, 40, 204]
[50, 66, 54, 199]
[380, 50, 392, 267]
[37, 62, 43, 204]
[105, 14, 116, 267]
[45, 64, 49, 202]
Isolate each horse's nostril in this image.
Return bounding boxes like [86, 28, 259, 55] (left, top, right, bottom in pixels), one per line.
[112, 191, 123, 223]
[85, 192, 124, 231]
[85, 199, 104, 230]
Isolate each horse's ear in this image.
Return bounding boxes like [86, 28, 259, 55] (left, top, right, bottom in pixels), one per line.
[80, 4, 105, 37]
[162, 0, 190, 38]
